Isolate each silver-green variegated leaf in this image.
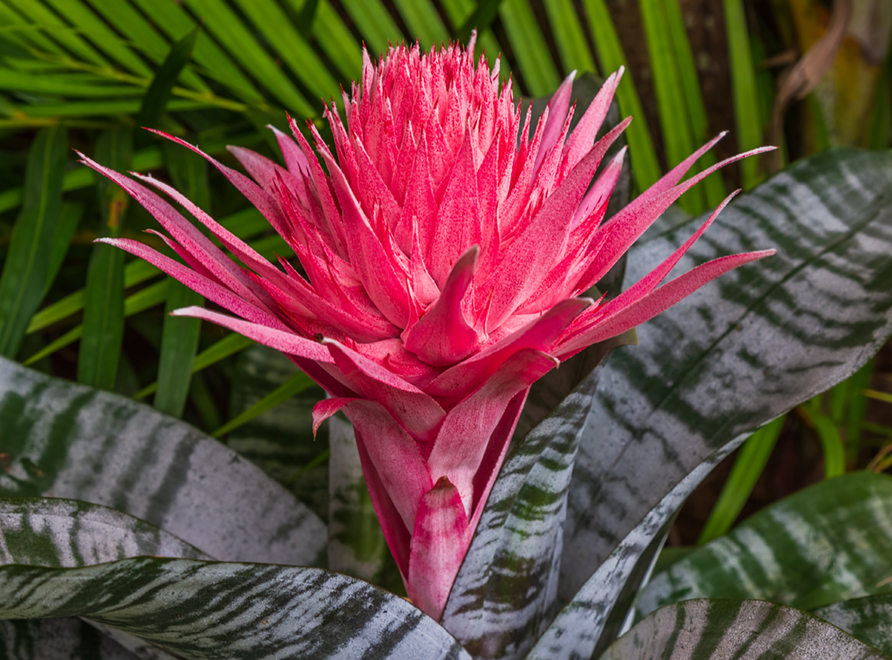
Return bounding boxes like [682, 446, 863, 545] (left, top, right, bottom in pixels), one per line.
[0, 557, 471, 660]
[0, 356, 326, 566]
[0, 497, 209, 567]
[526, 439, 743, 660]
[560, 149, 892, 608]
[0, 497, 208, 660]
[636, 472, 892, 618]
[601, 599, 892, 660]
[815, 594, 892, 656]
[1, 618, 141, 660]
[441, 333, 633, 660]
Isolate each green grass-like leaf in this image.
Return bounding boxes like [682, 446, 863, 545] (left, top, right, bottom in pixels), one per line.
[338, 0, 404, 58]
[499, 0, 560, 96]
[134, 333, 255, 401]
[722, 0, 764, 188]
[78, 128, 131, 390]
[392, 0, 450, 50]
[135, 26, 200, 140]
[25, 280, 169, 366]
[581, 0, 661, 191]
[0, 124, 67, 359]
[213, 370, 315, 439]
[542, 0, 596, 75]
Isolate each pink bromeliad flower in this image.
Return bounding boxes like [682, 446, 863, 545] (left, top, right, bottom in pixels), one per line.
[80, 37, 773, 620]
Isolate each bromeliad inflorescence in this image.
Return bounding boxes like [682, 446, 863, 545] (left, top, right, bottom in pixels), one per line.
[80, 35, 773, 620]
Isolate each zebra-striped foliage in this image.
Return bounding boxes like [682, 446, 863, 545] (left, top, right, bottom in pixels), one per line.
[561, 149, 892, 601]
[0, 557, 470, 660]
[526, 440, 743, 660]
[0, 356, 326, 567]
[226, 345, 328, 520]
[0, 497, 210, 660]
[637, 473, 892, 618]
[815, 594, 892, 656]
[0, 496, 209, 568]
[601, 599, 891, 660]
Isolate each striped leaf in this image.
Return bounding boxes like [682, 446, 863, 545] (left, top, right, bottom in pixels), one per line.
[696, 414, 786, 545]
[0, 557, 472, 660]
[0, 497, 208, 660]
[601, 599, 891, 660]
[815, 594, 892, 657]
[0, 497, 209, 567]
[527, 440, 741, 660]
[440, 332, 633, 660]
[560, 148, 892, 610]
[636, 472, 892, 618]
[0, 496, 210, 660]
[0, 356, 326, 567]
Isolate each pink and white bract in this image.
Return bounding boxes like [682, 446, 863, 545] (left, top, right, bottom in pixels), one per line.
[82, 37, 773, 620]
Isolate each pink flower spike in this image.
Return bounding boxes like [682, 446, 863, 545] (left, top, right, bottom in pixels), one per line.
[559, 249, 776, 357]
[95, 238, 289, 332]
[91, 41, 774, 619]
[579, 145, 776, 292]
[171, 306, 334, 363]
[268, 123, 311, 178]
[323, 339, 446, 443]
[79, 154, 271, 311]
[570, 139, 629, 229]
[562, 67, 624, 172]
[428, 297, 592, 401]
[336, 399, 433, 536]
[407, 476, 471, 621]
[533, 70, 576, 174]
[403, 246, 482, 366]
[428, 349, 558, 515]
[312, 397, 358, 436]
[603, 190, 741, 311]
[624, 131, 728, 215]
[142, 129, 291, 239]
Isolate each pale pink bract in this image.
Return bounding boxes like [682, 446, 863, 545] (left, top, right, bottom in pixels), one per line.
[82, 36, 773, 620]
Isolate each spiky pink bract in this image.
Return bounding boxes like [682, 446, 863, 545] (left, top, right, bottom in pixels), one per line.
[83, 36, 774, 621]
